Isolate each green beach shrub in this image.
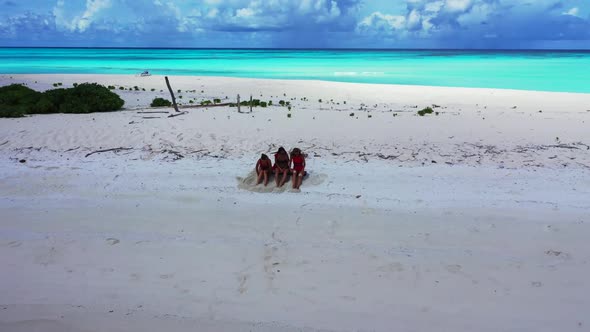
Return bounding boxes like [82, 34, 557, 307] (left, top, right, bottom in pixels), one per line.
[214, 98, 221, 104]
[0, 84, 41, 105]
[57, 83, 124, 113]
[0, 83, 124, 117]
[33, 97, 58, 114]
[151, 97, 172, 107]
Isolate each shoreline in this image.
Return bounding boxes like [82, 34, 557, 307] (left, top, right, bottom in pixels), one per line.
[4, 73, 590, 96]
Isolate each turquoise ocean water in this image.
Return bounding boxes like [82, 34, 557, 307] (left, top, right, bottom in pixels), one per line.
[1, 48, 589, 93]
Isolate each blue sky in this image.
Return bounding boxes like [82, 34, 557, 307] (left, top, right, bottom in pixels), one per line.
[1, 0, 589, 49]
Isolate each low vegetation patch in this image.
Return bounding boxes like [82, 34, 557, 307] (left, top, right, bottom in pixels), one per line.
[0, 83, 125, 118]
[417, 107, 434, 116]
[150, 97, 172, 107]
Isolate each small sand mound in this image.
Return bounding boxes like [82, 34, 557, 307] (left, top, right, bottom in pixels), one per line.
[237, 170, 326, 193]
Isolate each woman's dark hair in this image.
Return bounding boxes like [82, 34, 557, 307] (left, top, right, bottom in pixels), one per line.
[261, 153, 268, 160]
[277, 147, 287, 154]
[291, 148, 301, 155]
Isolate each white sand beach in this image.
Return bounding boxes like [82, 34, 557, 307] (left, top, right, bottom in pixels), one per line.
[1, 74, 590, 332]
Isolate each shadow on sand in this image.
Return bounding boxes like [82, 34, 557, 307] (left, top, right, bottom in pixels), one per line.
[237, 171, 326, 193]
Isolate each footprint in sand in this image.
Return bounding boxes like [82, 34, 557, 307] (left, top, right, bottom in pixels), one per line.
[545, 249, 572, 260]
[7, 241, 22, 248]
[160, 273, 175, 280]
[377, 262, 405, 273]
[446, 264, 463, 274]
[106, 238, 120, 245]
[263, 245, 281, 290]
[237, 274, 249, 294]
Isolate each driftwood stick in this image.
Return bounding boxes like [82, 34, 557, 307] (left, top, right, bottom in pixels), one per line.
[142, 116, 161, 119]
[137, 111, 169, 114]
[168, 111, 188, 118]
[163, 149, 184, 160]
[165, 76, 180, 113]
[0, 140, 9, 147]
[85, 147, 133, 158]
[179, 103, 231, 109]
[249, 95, 253, 113]
[376, 153, 401, 160]
[237, 94, 241, 113]
[187, 149, 207, 154]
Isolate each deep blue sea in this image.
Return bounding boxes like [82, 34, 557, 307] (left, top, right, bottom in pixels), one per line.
[1, 48, 589, 93]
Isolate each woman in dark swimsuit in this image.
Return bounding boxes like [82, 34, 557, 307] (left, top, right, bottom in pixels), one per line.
[274, 147, 290, 187]
[290, 148, 306, 190]
[255, 154, 272, 186]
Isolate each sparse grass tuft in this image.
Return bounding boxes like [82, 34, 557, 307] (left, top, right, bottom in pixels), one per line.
[417, 107, 434, 116]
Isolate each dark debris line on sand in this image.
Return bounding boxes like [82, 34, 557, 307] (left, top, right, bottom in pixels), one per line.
[85, 147, 133, 158]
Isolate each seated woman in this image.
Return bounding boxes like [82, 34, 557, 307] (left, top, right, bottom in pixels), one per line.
[273, 147, 290, 187]
[290, 148, 306, 190]
[255, 153, 272, 186]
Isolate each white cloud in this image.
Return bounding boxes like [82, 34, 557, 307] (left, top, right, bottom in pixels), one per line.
[407, 9, 422, 30]
[236, 7, 256, 18]
[445, 0, 471, 12]
[563, 7, 579, 17]
[53, 0, 112, 32]
[357, 11, 406, 36]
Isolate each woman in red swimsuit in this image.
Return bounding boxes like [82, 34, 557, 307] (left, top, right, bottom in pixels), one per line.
[274, 147, 290, 187]
[290, 148, 306, 190]
[255, 153, 272, 186]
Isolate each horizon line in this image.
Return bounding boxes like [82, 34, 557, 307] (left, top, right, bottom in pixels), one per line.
[1, 46, 590, 52]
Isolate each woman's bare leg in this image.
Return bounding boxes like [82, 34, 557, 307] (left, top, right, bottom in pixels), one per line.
[257, 171, 264, 185]
[292, 171, 298, 189]
[274, 169, 280, 186]
[296, 172, 304, 189]
[279, 170, 288, 187]
[263, 171, 269, 186]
